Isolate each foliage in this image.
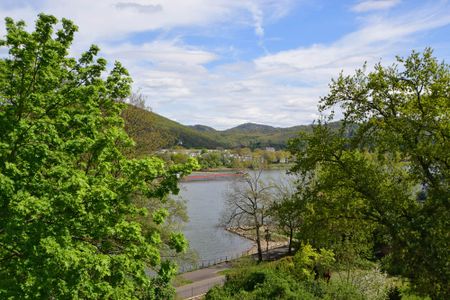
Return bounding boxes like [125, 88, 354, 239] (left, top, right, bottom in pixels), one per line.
[206, 245, 401, 300]
[346, 267, 391, 300]
[205, 246, 384, 300]
[0, 14, 198, 299]
[197, 151, 224, 169]
[321, 280, 365, 300]
[270, 179, 306, 254]
[292, 244, 335, 281]
[289, 49, 449, 299]
[206, 264, 317, 300]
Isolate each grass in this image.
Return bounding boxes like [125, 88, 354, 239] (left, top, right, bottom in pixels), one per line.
[171, 275, 193, 287]
[217, 269, 233, 276]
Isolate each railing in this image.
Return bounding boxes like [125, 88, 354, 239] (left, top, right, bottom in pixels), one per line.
[178, 248, 253, 273]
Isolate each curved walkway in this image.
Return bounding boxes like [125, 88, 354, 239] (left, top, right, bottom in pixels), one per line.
[175, 262, 230, 299]
[176, 245, 290, 299]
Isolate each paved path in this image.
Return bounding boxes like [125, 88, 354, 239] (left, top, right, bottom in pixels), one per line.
[175, 262, 230, 299]
[175, 246, 290, 299]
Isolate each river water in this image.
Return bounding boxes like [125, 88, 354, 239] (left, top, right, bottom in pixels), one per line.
[177, 169, 291, 261]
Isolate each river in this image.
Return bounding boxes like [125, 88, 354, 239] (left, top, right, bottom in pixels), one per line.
[177, 169, 291, 261]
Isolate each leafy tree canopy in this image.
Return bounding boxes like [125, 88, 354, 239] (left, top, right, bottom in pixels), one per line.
[289, 48, 449, 299]
[0, 14, 198, 299]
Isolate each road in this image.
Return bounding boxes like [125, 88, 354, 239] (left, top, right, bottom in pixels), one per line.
[175, 262, 230, 299]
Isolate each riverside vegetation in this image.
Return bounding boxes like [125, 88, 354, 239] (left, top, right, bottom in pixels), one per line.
[1, 14, 448, 300]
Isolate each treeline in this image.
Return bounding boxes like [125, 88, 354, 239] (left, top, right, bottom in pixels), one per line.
[156, 148, 292, 169]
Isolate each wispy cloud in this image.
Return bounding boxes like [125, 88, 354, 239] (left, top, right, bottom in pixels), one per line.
[351, 0, 401, 13]
[115, 2, 163, 14]
[249, 3, 265, 38]
[104, 40, 217, 66]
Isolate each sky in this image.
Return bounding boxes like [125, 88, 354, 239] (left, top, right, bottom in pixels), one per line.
[1, 0, 450, 129]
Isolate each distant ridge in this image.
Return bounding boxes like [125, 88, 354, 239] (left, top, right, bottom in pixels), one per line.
[122, 104, 338, 153]
[188, 124, 217, 132]
[224, 122, 279, 134]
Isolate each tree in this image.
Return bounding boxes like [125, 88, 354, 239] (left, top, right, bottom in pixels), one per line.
[262, 150, 276, 164]
[270, 180, 305, 254]
[270, 198, 302, 255]
[126, 90, 152, 111]
[221, 170, 274, 261]
[198, 151, 222, 169]
[289, 49, 449, 299]
[0, 14, 198, 299]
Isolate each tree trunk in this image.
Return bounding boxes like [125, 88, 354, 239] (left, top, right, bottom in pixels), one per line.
[255, 225, 263, 261]
[288, 228, 293, 255]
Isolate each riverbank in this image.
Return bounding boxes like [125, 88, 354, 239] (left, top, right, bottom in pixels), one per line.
[226, 227, 289, 254]
[198, 163, 294, 173]
[182, 171, 244, 182]
[183, 165, 293, 182]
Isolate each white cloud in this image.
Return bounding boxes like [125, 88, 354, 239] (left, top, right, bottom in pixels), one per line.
[103, 40, 217, 66]
[242, 3, 450, 126]
[0, 0, 293, 47]
[115, 2, 163, 14]
[351, 0, 401, 13]
[1, 1, 449, 129]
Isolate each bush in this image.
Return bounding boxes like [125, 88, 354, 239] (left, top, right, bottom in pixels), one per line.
[205, 265, 317, 300]
[327, 267, 393, 300]
[322, 280, 365, 300]
[206, 245, 400, 300]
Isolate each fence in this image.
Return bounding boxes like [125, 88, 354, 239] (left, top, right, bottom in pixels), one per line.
[178, 248, 253, 274]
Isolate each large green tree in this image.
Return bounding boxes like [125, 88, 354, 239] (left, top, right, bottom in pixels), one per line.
[0, 14, 197, 299]
[290, 49, 449, 299]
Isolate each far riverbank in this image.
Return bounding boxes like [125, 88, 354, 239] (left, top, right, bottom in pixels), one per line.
[183, 164, 294, 182]
[199, 163, 295, 173]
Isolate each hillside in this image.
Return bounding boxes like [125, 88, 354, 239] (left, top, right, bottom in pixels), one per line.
[121, 105, 223, 156]
[219, 123, 315, 149]
[189, 124, 217, 132]
[122, 104, 334, 152]
[224, 123, 279, 134]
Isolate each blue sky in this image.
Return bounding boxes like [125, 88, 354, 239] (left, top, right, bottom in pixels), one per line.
[1, 0, 450, 129]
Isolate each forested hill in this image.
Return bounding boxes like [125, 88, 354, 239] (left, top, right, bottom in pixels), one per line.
[122, 104, 336, 154]
[121, 105, 224, 155]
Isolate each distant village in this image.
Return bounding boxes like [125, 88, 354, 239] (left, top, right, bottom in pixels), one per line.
[156, 147, 292, 169]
